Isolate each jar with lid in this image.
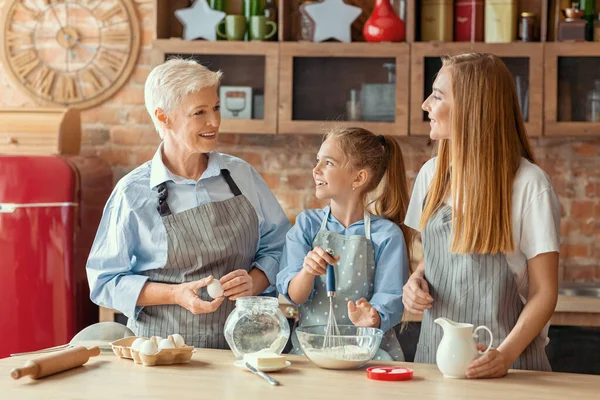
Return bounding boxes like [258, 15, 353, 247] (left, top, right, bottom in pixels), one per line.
[519, 12, 536, 42]
[224, 296, 290, 358]
[586, 79, 600, 122]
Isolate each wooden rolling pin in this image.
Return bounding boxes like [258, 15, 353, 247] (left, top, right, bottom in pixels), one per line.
[10, 346, 100, 380]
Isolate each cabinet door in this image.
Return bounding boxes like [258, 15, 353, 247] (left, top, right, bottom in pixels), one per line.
[410, 42, 543, 136]
[545, 43, 600, 136]
[153, 41, 279, 135]
[279, 42, 409, 136]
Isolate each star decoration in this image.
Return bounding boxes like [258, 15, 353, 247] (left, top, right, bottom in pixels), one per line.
[174, 0, 226, 41]
[304, 0, 362, 43]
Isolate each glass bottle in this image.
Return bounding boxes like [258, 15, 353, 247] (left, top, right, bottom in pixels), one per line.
[581, 0, 596, 41]
[586, 79, 600, 122]
[346, 89, 362, 121]
[224, 296, 290, 359]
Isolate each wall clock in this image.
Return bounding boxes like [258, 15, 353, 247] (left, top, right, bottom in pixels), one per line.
[1, 0, 141, 109]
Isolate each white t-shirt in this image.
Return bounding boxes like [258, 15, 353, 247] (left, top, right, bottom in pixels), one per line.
[405, 157, 561, 304]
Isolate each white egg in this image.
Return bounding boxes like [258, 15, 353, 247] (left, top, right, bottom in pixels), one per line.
[139, 339, 158, 356]
[150, 336, 163, 346]
[131, 338, 147, 351]
[207, 279, 224, 299]
[168, 334, 186, 348]
[158, 338, 176, 350]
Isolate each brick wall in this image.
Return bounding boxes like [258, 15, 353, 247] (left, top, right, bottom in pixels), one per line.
[0, 1, 598, 282]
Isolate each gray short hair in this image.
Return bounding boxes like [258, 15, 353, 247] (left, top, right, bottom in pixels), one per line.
[144, 58, 223, 138]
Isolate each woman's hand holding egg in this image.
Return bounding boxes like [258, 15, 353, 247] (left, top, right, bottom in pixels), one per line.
[220, 270, 253, 300]
[172, 276, 225, 314]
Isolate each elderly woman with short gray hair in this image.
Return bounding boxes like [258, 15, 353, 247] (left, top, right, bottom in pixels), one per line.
[86, 59, 290, 348]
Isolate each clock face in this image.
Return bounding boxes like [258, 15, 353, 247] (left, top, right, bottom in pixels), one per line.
[2, 0, 140, 109]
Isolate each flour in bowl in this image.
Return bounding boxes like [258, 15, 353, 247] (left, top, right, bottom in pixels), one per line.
[307, 345, 372, 369]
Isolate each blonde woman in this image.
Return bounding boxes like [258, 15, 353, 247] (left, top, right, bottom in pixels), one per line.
[403, 53, 560, 378]
[86, 59, 290, 348]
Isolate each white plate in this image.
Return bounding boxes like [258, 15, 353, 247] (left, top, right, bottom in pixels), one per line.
[233, 360, 291, 372]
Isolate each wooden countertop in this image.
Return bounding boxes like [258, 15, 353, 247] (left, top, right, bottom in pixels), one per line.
[1, 349, 598, 399]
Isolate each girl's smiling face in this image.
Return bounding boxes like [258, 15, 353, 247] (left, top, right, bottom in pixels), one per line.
[313, 137, 358, 200]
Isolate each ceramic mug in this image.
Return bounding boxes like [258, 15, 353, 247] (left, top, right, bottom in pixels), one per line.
[249, 16, 277, 41]
[217, 15, 246, 41]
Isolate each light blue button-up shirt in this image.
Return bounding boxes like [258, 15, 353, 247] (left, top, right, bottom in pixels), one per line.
[276, 207, 409, 333]
[86, 146, 291, 320]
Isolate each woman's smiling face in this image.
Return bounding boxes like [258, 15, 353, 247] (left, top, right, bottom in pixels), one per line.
[163, 87, 221, 153]
[422, 66, 453, 141]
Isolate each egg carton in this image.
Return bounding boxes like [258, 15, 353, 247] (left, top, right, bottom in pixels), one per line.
[110, 336, 195, 366]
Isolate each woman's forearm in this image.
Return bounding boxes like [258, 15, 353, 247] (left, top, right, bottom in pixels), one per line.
[497, 252, 559, 365]
[249, 268, 270, 295]
[137, 282, 177, 306]
[287, 269, 316, 305]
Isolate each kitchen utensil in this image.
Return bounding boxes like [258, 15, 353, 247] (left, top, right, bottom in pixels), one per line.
[234, 359, 291, 372]
[296, 325, 383, 370]
[10, 322, 134, 357]
[10, 346, 100, 380]
[434, 317, 493, 379]
[244, 362, 281, 386]
[366, 366, 414, 381]
[323, 248, 342, 352]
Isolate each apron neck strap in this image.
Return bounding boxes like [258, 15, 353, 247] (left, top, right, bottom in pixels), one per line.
[320, 207, 372, 240]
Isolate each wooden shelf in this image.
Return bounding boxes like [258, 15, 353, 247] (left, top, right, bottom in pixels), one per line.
[278, 42, 409, 136]
[152, 39, 279, 135]
[544, 42, 600, 136]
[410, 42, 543, 137]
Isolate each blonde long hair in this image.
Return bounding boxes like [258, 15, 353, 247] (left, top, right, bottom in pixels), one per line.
[325, 127, 414, 261]
[420, 53, 535, 254]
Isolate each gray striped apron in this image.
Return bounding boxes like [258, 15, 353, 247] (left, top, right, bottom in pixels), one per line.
[290, 209, 405, 361]
[127, 169, 259, 349]
[414, 205, 551, 371]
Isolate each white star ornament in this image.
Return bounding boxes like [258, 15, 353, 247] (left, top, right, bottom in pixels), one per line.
[304, 0, 362, 43]
[174, 0, 226, 41]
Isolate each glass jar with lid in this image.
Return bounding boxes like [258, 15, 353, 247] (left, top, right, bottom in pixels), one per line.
[224, 296, 290, 358]
[519, 12, 536, 42]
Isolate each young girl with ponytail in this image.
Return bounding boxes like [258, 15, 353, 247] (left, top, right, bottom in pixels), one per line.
[276, 127, 413, 361]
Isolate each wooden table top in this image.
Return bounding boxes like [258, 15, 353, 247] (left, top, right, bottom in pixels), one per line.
[1, 349, 598, 400]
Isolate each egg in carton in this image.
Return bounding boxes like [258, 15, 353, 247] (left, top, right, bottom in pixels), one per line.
[111, 335, 194, 366]
[110, 336, 144, 359]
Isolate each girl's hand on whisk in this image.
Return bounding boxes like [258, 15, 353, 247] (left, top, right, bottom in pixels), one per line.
[302, 246, 339, 276]
[348, 298, 381, 328]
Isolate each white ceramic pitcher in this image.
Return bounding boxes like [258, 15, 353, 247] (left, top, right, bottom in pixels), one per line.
[434, 317, 494, 379]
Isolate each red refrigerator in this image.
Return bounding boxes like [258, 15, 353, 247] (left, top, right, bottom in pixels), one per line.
[0, 155, 112, 358]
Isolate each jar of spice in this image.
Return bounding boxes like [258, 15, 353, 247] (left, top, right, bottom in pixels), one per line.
[485, 0, 517, 43]
[519, 12, 536, 42]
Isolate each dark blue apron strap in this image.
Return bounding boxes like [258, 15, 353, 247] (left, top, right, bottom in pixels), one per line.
[156, 182, 172, 217]
[221, 169, 242, 196]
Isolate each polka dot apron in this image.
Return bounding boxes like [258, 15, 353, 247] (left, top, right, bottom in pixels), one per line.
[290, 209, 404, 361]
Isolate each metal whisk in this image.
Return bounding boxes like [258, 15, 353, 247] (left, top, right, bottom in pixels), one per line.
[323, 248, 343, 352]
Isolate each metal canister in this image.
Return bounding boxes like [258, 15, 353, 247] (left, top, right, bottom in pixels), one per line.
[421, 0, 453, 42]
[485, 0, 517, 43]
